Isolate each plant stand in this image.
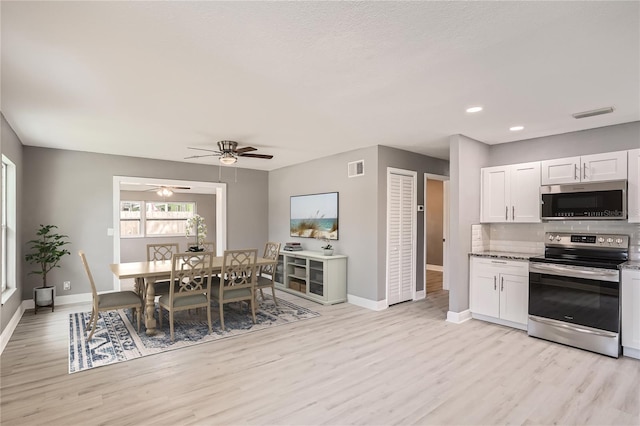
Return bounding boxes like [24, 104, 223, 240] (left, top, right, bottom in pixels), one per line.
[34, 286, 55, 314]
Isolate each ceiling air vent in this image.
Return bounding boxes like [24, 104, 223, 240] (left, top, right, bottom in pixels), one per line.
[572, 107, 614, 119]
[348, 160, 365, 178]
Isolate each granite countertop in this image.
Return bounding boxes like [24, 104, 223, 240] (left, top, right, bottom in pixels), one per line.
[621, 260, 640, 271]
[469, 251, 539, 261]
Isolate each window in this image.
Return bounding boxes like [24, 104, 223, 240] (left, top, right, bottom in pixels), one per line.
[120, 201, 195, 237]
[2, 155, 16, 299]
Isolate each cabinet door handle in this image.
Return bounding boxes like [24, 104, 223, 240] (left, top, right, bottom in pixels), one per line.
[583, 163, 587, 180]
[575, 164, 579, 180]
[501, 276, 504, 291]
[494, 276, 497, 290]
[512, 206, 515, 220]
[505, 206, 508, 220]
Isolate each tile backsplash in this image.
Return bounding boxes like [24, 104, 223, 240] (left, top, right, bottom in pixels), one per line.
[472, 221, 640, 260]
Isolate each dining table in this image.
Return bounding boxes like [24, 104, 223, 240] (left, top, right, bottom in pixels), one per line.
[110, 256, 277, 335]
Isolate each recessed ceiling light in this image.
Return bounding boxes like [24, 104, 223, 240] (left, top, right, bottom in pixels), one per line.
[466, 106, 483, 113]
[509, 126, 524, 131]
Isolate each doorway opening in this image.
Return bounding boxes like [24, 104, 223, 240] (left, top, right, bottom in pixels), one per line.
[424, 174, 449, 296]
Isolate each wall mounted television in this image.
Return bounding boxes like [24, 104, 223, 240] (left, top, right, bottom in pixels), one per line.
[290, 192, 338, 240]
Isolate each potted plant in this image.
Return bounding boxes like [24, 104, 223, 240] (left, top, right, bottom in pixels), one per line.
[319, 237, 333, 256]
[185, 214, 207, 252]
[24, 224, 71, 308]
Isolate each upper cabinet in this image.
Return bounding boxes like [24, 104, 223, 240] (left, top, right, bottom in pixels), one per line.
[628, 149, 640, 223]
[541, 151, 628, 185]
[481, 161, 541, 223]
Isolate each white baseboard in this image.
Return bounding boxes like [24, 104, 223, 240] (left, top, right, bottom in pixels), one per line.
[348, 294, 388, 311]
[623, 346, 640, 360]
[0, 303, 25, 355]
[426, 264, 443, 272]
[22, 292, 93, 310]
[446, 309, 472, 324]
[414, 290, 425, 300]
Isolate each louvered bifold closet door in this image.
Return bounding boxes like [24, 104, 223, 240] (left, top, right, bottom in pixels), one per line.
[387, 172, 415, 305]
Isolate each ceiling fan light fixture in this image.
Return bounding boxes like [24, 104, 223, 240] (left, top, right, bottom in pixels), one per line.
[157, 187, 173, 197]
[219, 152, 237, 165]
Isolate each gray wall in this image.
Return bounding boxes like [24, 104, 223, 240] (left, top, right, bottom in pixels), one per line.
[376, 146, 449, 298]
[268, 145, 448, 303]
[426, 179, 443, 266]
[449, 134, 490, 313]
[1, 114, 23, 335]
[119, 191, 216, 262]
[22, 147, 268, 299]
[488, 121, 640, 166]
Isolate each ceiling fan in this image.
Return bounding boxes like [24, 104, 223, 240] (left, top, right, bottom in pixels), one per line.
[185, 141, 274, 165]
[142, 184, 191, 197]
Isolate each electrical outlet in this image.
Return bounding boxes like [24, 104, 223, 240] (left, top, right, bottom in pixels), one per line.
[63, 281, 71, 290]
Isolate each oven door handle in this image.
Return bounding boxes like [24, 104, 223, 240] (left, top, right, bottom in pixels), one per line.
[529, 262, 619, 282]
[528, 315, 618, 339]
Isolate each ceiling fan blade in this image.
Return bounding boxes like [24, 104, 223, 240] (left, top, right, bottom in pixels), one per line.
[235, 146, 257, 154]
[184, 154, 217, 159]
[238, 153, 274, 159]
[170, 186, 191, 190]
[187, 146, 221, 154]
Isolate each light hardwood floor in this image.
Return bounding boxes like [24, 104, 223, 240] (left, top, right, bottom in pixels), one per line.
[1, 289, 639, 425]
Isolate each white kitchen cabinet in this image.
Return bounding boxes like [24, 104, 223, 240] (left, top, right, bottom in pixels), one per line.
[275, 250, 347, 305]
[541, 151, 628, 185]
[481, 162, 541, 223]
[628, 149, 640, 223]
[621, 268, 640, 359]
[470, 257, 529, 330]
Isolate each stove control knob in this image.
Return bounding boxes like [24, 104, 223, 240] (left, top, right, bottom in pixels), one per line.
[548, 234, 555, 241]
[615, 238, 623, 245]
[555, 235, 562, 242]
[606, 238, 614, 244]
[598, 237, 605, 244]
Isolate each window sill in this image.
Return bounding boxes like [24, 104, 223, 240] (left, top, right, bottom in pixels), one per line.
[1, 287, 17, 306]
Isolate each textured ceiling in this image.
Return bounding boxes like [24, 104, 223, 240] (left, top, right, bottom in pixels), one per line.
[2, 1, 639, 171]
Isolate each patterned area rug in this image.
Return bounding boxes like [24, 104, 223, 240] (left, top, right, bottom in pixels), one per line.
[69, 296, 319, 373]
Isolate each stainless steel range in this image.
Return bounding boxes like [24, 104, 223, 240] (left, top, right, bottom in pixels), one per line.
[528, 232, 629, 358]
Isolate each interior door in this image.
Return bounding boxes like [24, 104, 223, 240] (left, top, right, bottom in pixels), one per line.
[387, 169, 416, 305]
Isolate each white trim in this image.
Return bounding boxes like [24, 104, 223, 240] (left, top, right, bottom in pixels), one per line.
[22, 292, 93, 310]
[1, 287, 17, 305]
[0, 302, 24, 354]
[414, 289, 425, 300]
[348, 294, 388, 311]
[423, 173, 450, 293]
[426, 264, 443, 272]
[623, 346, 640, 360]
[113, 176, 227, 290]
[386, 168, 417, 304]
[446, 309, 472, 324]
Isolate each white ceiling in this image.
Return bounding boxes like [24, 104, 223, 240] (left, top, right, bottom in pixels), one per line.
[2, 1, 639, 171]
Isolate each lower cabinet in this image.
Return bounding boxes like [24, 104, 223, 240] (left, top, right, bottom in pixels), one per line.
[275, 250, 347, 305]
[470, 257, 529, 330]
[621, 269, 640, 359]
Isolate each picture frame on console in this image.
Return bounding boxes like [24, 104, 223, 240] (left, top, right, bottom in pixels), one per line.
[290, 192, 338, 240]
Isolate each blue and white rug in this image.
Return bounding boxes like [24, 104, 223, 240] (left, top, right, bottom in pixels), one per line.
[69, 296, 319, 373]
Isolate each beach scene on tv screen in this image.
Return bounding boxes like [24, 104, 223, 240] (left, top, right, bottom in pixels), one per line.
[290, 192, 338, 240]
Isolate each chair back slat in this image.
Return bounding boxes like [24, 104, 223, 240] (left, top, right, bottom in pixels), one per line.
[200, 241, 216, 256]
[78, 250, 98, 299]
[260, 242, 280, 276]
[169, 252, 214, 302]
[147, 243, 179, 261]
[221, 249, 258, 290]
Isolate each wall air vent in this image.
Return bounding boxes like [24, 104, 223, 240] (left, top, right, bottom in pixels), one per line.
[572, 106, 614, 119]
[348, 160, 365, 178]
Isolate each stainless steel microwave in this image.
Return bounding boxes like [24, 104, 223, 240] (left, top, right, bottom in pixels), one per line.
[541, 180, 627, 220]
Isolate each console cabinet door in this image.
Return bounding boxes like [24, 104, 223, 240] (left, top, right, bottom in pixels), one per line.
[628, 149, 640, 223]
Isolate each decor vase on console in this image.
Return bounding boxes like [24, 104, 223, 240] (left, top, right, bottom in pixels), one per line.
[185, 214, 207, 252]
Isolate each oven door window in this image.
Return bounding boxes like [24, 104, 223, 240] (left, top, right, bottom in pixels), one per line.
[529, 272, 619, 332]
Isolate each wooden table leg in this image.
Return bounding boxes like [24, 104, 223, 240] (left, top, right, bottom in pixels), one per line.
[143, 278, 157, 335]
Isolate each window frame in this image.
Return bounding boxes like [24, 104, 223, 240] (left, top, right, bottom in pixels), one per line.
[119, 200, 197, 238]
[1, 155, 17, 304]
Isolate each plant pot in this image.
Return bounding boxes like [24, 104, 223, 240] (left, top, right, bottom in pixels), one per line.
[323, 249, 334, 256]
[33, 286, 55, 313]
